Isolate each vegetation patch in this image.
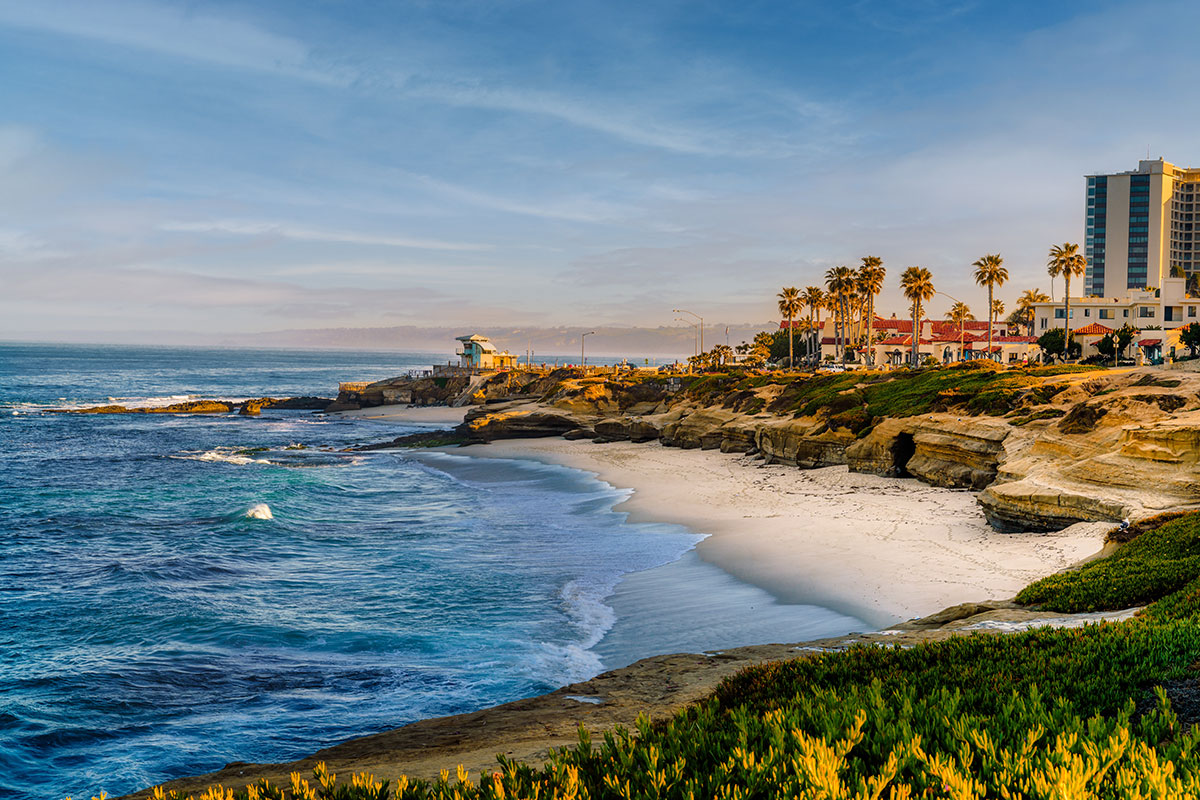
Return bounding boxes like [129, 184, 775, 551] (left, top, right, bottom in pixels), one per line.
[1007, 408, 1067, 426]
[1131, 393, 1188, 412]
[1022, 364, 1107, 377]
[760, 362, 1039, 420]
[1134, 374, 1184, 389]
[1016, 512, 1200, 616]
[1058, 401, 1108, 434]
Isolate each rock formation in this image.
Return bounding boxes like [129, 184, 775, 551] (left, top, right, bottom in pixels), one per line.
[446, 366, 1200, 533]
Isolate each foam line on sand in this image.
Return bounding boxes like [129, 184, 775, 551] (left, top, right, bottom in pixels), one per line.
[463, 439, 1109, 628]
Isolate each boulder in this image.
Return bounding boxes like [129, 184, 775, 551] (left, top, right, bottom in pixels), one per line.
[754, 417, 851, 468]
[462, 405, 588, 443]
[593, 418, 633, 442]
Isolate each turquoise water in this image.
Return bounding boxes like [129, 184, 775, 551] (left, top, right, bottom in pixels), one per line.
[0, 343, 862, 799]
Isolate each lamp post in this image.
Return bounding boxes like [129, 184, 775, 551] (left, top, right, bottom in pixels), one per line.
[675, 318, 699, 372]
[581, 331, 595, 367]
[672, 309, 703, 354]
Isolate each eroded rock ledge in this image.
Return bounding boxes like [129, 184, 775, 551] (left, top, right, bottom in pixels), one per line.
[448, 367, 1200, 532]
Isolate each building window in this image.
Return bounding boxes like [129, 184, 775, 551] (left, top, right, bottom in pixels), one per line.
[1100, 309, 1113, 319]
[1040, 318, 1048, 329]
[1139, 307, 1156, 318]
[1190, 306, 1197, 318]
[1124, 309, 1129, 317]
[1054, 309, 1066, 319]
[1084, 309, 1091, 317]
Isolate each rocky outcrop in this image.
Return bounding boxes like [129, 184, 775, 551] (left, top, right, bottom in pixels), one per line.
[68, 397, 332, 416]
[327, 376, 472, 412]
[461, 402, 588, 443]
[69, 400, 234, 414]
[979, 409, 1200, 532]
[432, 366, 1200, 534]
[847, 416, 1010, 490]
[660, 408, 740, 450]
[754, 417, 852, 468]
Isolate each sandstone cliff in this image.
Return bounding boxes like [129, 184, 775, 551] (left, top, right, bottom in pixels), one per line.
[450, 365, 1200, 533]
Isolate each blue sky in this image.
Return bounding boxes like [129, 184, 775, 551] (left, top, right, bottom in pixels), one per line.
[1, 0, 1196, 339]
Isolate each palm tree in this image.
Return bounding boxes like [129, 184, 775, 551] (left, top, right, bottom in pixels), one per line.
[900, 267, 935, 367]
[991, 299, 1005, 331]
[802, 286, 825, 365]
[825, 266, 855, 361]
[858, 257, 886, 364]
[777, 286, 803, 367]
[1015, 289, 1050, 336]
[946, 301, 974, 362]
[1047, 243, 1088, 354]
[972, 253, 1008, 362]
[710, 343, 734, 367]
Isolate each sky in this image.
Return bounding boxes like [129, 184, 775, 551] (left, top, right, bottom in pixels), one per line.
[2, 0, 1199, 342]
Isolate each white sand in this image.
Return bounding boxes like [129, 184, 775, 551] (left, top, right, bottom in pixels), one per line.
[331, 405, 469, 425]
[462, 439, 1109, 627]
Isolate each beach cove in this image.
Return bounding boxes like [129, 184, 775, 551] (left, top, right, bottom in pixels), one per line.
[131, 408, 1113, 797]
[462, 438, 1109, 628]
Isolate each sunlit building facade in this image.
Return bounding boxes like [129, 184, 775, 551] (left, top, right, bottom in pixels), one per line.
[1085, 158, 1200, 296]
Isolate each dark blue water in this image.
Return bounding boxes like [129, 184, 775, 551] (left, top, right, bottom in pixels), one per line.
[0, 343, 859, 799]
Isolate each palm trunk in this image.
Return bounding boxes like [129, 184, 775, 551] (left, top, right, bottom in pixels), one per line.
[987, 284, 994, 362]
[815, 309, 822, 365]
[911, 301, 920, 367]
[867, 296, 874, 365]
[1064, 275, 1072, 360]
[787, 315, 794, 367]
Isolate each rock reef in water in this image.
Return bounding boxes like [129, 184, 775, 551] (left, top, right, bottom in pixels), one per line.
[447, 366, 1200, 533]
[65, 397, 333, 415]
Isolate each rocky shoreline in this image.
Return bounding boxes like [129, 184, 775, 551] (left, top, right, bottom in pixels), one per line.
[417, 365, 1200, 533]
[61, 396, 334, 415]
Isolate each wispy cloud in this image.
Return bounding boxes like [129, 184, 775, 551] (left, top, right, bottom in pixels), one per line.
[0, 0, 345, 84]
[160, 220, 491, 252]
[413, 173, 632, 224]
[409, 80, 727, 156]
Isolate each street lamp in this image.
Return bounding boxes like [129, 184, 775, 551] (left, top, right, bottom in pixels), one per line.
[581, 331, 595, 367]
[675, 317, 699, 359]
[672, 309, 703, 354]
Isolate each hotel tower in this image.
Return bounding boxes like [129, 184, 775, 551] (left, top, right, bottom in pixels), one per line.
[1085, 158, 1200, 296]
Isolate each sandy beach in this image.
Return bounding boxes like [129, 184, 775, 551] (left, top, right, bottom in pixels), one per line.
[464, 439, 1110, 627]
[330, 405, 470, 425]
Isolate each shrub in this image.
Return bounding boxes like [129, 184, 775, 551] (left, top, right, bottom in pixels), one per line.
[1016, 512, 1200, 615]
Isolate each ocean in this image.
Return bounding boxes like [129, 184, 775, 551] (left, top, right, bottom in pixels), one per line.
[0, 343, 863, 799]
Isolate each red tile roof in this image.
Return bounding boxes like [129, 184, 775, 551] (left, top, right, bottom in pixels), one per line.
[873, 321, 912, 334]
[1072, 322, 1114, 336]
[929, 320, 991, 335]
[1138, 339, 1162, 347]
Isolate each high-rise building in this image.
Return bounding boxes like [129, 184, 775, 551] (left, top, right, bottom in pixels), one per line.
[1085, 158, 1200, 296]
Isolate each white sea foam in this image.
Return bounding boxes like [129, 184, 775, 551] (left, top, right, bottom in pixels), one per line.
[560, 578, 618, 651]
[170, 447, 266, 466]
[244, 503, 274, 520]
[530, 577, 622, 684]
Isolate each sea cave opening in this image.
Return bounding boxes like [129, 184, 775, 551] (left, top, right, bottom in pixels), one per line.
[891, 432, 916, 478]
